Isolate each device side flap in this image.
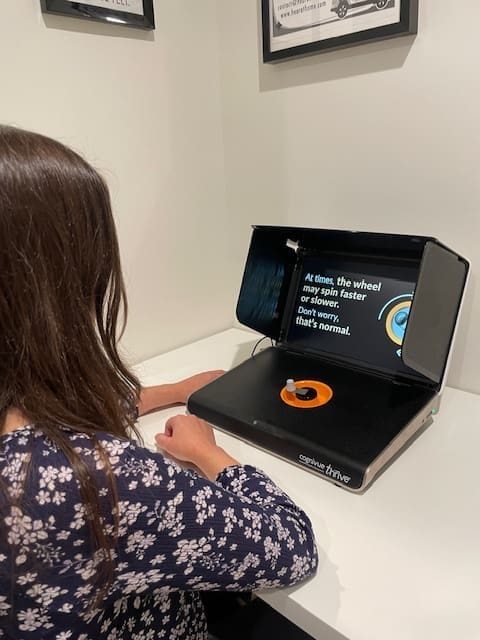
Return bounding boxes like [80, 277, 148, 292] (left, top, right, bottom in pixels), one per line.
[402, 241, 469, 385]
[236, 227, 298, 339]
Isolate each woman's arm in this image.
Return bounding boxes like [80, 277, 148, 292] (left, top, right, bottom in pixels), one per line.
[155, 414, 239, 481]
[106, 416, 318, 594]
[137, 370, 224, 416]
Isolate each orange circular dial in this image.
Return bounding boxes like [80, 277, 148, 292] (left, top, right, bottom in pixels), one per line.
[280, 379, 333, 409]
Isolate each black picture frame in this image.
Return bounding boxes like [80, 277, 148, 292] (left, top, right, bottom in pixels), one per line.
[41, 0, 155, 30]
[262, 0, 417, 63]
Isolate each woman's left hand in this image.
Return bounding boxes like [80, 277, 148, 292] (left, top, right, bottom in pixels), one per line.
[137, 370, 225, 416]
[175, 370, 225, 404]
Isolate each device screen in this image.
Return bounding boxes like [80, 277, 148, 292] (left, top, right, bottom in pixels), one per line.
[286, 255, 420, 376]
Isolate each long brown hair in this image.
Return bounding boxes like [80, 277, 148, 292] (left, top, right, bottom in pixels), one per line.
[0, 125, 141, 601]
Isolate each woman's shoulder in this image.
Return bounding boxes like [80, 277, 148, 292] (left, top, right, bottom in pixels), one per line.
[1, 424, 163, 469]
[1, 425, 183, 502]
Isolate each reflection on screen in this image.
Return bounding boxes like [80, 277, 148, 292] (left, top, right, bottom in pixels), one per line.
[236, 257, 285, 336]
[286, 256, 419, 376]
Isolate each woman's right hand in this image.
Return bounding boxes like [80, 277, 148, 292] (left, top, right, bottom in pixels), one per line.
[155, 415, 239, 481]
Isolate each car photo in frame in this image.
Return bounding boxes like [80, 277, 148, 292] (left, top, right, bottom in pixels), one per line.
[262, 0, 418, 62]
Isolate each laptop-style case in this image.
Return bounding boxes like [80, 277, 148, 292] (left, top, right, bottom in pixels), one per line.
[188, 226, 469, 492]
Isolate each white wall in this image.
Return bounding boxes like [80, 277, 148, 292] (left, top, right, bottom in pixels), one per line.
[217, 0, 480, 394]
[0, 0, 236, 365]
[1, 1, 479, 394]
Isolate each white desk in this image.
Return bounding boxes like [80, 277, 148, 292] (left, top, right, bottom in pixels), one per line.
[135, 329, 480, 640]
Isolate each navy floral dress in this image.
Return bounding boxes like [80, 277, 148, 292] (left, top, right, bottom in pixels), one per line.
[0, 426, 318, 639]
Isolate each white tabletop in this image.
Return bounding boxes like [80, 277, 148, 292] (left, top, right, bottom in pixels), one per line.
[135, 329, 480, 640]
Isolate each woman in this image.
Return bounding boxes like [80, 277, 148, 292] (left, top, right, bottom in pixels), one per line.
[0, 125, 318, 639]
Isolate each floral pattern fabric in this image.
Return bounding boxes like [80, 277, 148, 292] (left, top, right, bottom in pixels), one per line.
[0, 426, 317, 639]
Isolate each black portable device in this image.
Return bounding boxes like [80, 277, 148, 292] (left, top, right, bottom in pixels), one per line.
[188, 226, 469, 492]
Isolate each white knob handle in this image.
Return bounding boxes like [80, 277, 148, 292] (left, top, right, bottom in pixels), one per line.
[286, 379, 296, 392]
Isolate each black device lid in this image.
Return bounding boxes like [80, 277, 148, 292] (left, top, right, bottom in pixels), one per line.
[236, 226, 468, 388]
[236, 226, 427, 338]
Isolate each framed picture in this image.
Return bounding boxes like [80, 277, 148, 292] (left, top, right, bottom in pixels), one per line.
[40, 0, 155, 30]
[262, 0, 418, 62]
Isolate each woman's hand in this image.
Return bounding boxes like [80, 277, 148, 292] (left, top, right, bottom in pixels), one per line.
[155, 414, 239, 481]
[137, 370, 225, 416]
[175, 370, 225, 404]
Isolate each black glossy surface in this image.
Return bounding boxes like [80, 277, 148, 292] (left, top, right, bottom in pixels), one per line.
[189, 346, 435, 469]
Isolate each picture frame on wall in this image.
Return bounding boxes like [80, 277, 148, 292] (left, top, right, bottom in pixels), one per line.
[40, 0, 155, 30]
[262, 0, 418, 62]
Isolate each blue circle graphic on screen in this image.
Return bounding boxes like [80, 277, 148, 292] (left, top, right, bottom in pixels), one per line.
[391, 309, 409, 341]
[378, 294, 414, 347]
